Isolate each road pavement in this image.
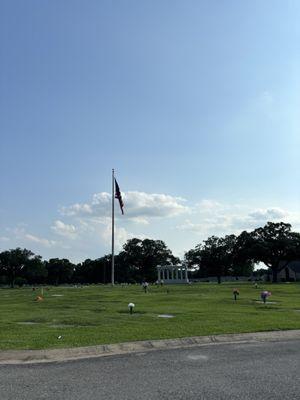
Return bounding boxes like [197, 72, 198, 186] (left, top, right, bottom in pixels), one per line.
[0, 339, 299, 399]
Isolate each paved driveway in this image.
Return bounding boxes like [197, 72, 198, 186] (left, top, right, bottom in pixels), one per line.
[0, 339, 299, 399]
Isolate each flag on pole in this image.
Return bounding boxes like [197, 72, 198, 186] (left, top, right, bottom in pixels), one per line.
[114, 179, 124, 214]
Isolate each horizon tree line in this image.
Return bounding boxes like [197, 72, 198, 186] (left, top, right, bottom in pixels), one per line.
[0, 222, 299, 287]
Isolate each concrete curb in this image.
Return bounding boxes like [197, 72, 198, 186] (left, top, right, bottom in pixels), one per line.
[0, 330, 299, 365]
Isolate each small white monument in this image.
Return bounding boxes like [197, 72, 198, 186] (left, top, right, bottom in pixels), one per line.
[156, 264, 189, 284]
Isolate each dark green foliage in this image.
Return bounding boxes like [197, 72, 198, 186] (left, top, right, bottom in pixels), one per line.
[0, 238, 178, 285]
[185, 222, 300, 283]
[45, 258, 75, 285]
[0, 248, 34, 287]
[121, 238, 179, 282]
[74, 256, 111, 284]
[24, 256, 48, 284]
[185, 235, 254, 283]
[1, 222, 299, 285]
[248, 222, 300, 283]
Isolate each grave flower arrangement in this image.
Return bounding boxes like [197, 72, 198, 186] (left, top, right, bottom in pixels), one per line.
[233, 288, 239, 301]
[128, 302, 135, 314]
[261, 290, 271, 304]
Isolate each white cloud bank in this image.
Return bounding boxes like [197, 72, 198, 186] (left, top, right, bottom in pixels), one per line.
[248, 207, 287, 222]
[2, 192, 299, 263]
[178, 202, 299, 237]
[61, 191, 189, 222]
[1, 227, 58, 249]
[24, 234, 56, 247]
[51, 220, 77, 239]
[47, 191, 190, 256]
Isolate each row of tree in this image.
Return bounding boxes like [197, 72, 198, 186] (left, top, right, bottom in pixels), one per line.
[0, 239, 178, 287]
[0, 222, 299, 287]
[185, 222, 300, 283]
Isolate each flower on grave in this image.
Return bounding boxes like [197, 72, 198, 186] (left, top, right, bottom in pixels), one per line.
[261, 291, 271, 303]
[128, 303, 135, 314]
[233, 288, 239, 301]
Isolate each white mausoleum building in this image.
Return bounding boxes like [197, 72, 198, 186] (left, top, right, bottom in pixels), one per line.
[156, 264, 189, 284]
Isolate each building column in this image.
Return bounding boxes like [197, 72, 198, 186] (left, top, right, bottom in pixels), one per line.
[180, 268, 183, 280]
[176, 268, 178, 280]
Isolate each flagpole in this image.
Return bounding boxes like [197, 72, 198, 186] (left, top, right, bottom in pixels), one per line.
[111, 168, 115, 286]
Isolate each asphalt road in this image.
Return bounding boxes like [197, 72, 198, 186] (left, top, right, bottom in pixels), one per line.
[0, 340, 299, 400]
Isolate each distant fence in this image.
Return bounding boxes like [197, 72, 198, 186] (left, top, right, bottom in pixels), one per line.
[192, 276, 253, 283]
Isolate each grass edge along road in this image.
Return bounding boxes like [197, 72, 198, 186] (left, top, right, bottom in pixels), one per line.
[0, 282, 300, 351]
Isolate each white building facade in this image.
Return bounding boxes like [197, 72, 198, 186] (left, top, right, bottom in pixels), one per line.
[156, 264, 189, 284]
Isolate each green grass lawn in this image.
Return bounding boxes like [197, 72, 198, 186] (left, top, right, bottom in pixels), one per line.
[0, 282, 299, 350]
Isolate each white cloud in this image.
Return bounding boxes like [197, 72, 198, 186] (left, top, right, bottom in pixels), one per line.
[61, 203, 93, 216]
[61, 191, 189, 222]
[100, 224, 131, 251]
[129, 217, 150, 225]
[73, 216, 144, 253]
[3, 226, 57, 249]
[25, 234, 56, 247]
[5, 191, 299, 264]
[124, 191, 189, 218]
[51, 220, 77, 239]
[248, 207, 287, 221]
[55, 190, 187, 256]
[177, 220, 203, 233]
[196, 199, 222, 211]
[59, 194, 299, 256]
[177, 202, 300, 239]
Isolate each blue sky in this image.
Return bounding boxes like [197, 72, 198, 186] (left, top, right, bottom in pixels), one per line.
[1, 1, 299, 262]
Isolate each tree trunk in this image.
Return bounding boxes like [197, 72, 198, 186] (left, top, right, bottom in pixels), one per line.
[217, 275, 221, 284]
[103, 264, 106, 284]
[272, 268, 278, 283]
[10, 271, 15, 288]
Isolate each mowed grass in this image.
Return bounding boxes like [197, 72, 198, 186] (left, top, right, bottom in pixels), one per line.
[0, 283, 300, 350]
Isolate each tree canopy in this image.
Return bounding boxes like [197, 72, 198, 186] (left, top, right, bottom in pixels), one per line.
[0, 222, 299, 285]
[120, 238, 179, 282]
[247, 222, 300, 282]
[185, 234, 254, 283]
[185, 222, 300, 283]
[0, 248, 35, 287]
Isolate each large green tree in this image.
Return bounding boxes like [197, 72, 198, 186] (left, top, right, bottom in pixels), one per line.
[23, 255, 48, 284]
[248, 222, 300, 283]
[0, 248, 35, 287]
[45, 258, 75, 285]
[185, 246, 207, 278]
[185, 234, 254, 282]
[185, 236, 228, 283]
[199, 236, 230, 284]
[74, 256, 111, 284]
[227, 233, 254, 278]
[121, 238, 179, 282]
